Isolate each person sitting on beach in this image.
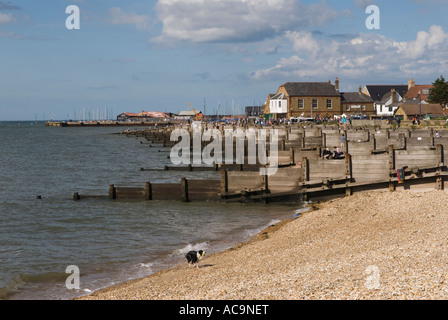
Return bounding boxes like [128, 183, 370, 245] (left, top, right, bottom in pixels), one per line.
[332, 147, 344, 160]
[322, 148, 333, 160]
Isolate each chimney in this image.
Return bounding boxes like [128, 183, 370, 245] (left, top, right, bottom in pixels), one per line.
[335, 77, 339, 92]
[408, 78, 415, 90]
[391, 89, 396, 104]
[358, 85, 362, 94]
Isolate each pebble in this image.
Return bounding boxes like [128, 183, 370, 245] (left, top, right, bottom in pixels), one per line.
[78, 190, 448, 300]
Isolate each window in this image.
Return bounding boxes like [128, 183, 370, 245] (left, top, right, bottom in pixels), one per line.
[312, 99, 318, 109]
[327, 99, 333, 109]
[298, 99, 304, 109]
[423, 88, 431, 95]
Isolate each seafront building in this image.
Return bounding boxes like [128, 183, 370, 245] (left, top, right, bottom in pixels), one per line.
[264, 78, 374, 120]
[263, 77, 442, 121]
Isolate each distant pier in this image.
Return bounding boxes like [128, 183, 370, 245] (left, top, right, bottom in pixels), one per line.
[45, 120, 176, 127]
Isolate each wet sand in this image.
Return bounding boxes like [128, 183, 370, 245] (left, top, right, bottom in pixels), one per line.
[78, 190, 448, 300]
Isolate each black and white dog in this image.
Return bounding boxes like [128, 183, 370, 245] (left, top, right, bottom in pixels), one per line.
[186, 250, 206, 268]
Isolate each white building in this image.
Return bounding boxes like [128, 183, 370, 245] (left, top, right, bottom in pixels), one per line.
[269, 92, 288, 115]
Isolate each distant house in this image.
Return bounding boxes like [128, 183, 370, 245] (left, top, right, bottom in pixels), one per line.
[269, 92, 288, 116]
[174, 110, 202, 120]
[116, 112, 139, 121]
[138, 111, 170, 120]
[404, 81, 433, 102]
[375, 89, 406, 117]
[267, 78, 377, 119]
[341, 86, 375, 116]
[394, 102, 445, 121]
[362, 84, 409, 117]
[269, 79, 342, 119]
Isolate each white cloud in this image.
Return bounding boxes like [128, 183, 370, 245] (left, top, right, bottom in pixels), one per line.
[285, 31, 319, 55]
[153, 0, 340, 43]
[249, 25, 448, 85]
[108, 7, 150, 31]
[354, 0, 374, 9]
[404, 25, 447, 59]
[0, 11, 14, 26]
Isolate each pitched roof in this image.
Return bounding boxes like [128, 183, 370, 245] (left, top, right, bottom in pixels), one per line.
[396, 103, 445, 116]
[281, 82, 340, 97]
[139, 111, 170, 118]
[119, 112, 139, 117]
[405, 85, 433, 101]
[364, 85, 408, 102]
[271, 92, 287, 100]
[178, 111, 198, 116]
[341, 92, 374, 103]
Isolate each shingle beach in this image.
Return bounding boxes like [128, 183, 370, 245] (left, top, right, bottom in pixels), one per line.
[78, 190, 448, 300]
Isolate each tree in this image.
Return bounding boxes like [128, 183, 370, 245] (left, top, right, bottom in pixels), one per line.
[427, 75, 448, 108]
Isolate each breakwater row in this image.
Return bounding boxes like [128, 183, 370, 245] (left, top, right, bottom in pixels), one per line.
[72, 122, 448, 203]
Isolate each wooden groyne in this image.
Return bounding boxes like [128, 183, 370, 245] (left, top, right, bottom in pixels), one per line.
[74, 179, 221, 202]
[73, 124, 448, 203]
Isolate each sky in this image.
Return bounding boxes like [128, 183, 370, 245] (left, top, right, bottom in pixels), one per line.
[1, 0, 448, 120]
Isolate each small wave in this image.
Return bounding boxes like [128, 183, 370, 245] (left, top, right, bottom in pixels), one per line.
[136, 262, 154, 274]
[244, 219, 282, 239]
[0, 271, 69, 299]
[173, 242, 210, 256]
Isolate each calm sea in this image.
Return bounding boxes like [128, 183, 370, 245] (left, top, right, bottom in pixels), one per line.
[0, 121, 303, 300]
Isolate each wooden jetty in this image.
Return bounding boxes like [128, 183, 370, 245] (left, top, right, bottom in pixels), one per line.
[45, 120, 176, 127]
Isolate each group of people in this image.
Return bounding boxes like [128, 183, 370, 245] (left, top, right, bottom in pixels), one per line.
[323, 147, 345, 160]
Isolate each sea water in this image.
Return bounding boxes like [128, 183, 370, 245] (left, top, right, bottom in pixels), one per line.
[0, 121, 302, 300]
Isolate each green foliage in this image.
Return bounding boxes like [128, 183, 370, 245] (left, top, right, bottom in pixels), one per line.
[428, 75, 448, 108]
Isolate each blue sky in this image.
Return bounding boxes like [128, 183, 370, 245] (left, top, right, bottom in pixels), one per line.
[1, 0, 448, 120]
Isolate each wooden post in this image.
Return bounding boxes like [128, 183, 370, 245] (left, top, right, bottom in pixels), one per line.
[388, 145, 396, 192]
[263, 173, 269, 194]
[344, 130, 349, 155]
[73, 192, 80, 201]
[109, 184, 116, 200]
[322, 133, 327, 149]
[289, 147, 295, 165]
[345, 154, 353, 183]
[436, 144, 444, 166]
[145, 182, 152, 200]
[302, 157, 310, 182]
[181, 177, 189, 202]
[436, 144, 444, 191]
[399, 133, 406, 149]
[221, 170, 229, 195]
[388, 145, 395, 171]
